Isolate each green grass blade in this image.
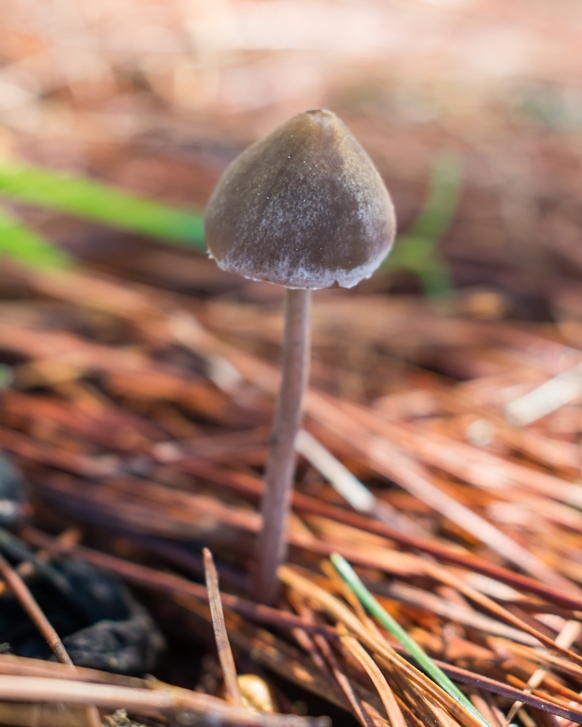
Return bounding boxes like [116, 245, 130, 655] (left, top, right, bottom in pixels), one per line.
[0, 163, 205, 248]
[0, 205, 72, 268]
[388, 236, 454, 297]
[385, 152, 461, 297]
[405, 152, 462, 242]
[331, 553, 491, 727]
[0, 365, 12, 389]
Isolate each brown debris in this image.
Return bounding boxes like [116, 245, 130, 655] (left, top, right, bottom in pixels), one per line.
[2, 259, 582, 725]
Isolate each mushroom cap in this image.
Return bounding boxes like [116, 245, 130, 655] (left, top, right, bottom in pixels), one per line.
[204, 109, 396, 289]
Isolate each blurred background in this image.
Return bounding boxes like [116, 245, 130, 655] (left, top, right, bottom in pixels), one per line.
[2, 0, 582, 314]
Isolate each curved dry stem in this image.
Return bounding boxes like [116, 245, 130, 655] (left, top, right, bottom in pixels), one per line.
[252, 288, 311, 604]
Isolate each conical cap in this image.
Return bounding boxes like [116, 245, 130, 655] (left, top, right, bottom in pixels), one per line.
[205, 109, 396, 289]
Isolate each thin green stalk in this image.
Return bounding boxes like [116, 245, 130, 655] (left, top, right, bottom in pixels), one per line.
[331, 553, 492, 727]
[382, 152, 461, 297]
[0, 205, 71, 268]
[0, 163, 205, 246]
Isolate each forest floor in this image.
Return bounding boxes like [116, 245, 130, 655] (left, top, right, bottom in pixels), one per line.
[2, 2, 582, 726]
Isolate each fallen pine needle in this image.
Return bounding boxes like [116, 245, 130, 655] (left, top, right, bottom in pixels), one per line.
[0, 676, 329, 727]
[204, 547, 244, 707]
[338, 626, 407, 727]
[330, 552, 492, 727]
[280, 565, 488, 727]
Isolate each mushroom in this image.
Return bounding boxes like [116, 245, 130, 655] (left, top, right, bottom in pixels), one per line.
[205, 109, 396, 604]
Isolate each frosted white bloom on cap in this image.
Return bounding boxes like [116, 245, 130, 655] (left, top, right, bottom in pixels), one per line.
[205, 109, 396, 289]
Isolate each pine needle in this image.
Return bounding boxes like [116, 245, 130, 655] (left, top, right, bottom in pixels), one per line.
[330, 553, 492, 727]
[203, 548, 244, 708]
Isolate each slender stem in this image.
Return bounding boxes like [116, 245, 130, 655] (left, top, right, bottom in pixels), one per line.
[252, 288, 311, 604]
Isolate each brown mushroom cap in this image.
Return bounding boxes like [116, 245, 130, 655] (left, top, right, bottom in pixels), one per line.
[204, 109, 396, 289]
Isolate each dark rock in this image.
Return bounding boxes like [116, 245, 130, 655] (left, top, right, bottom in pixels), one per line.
[1, 555, 165, 675]
[0, 452, 25, 526]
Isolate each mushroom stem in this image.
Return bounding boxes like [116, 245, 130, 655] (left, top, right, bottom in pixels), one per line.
[252, 287, 311, 604]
